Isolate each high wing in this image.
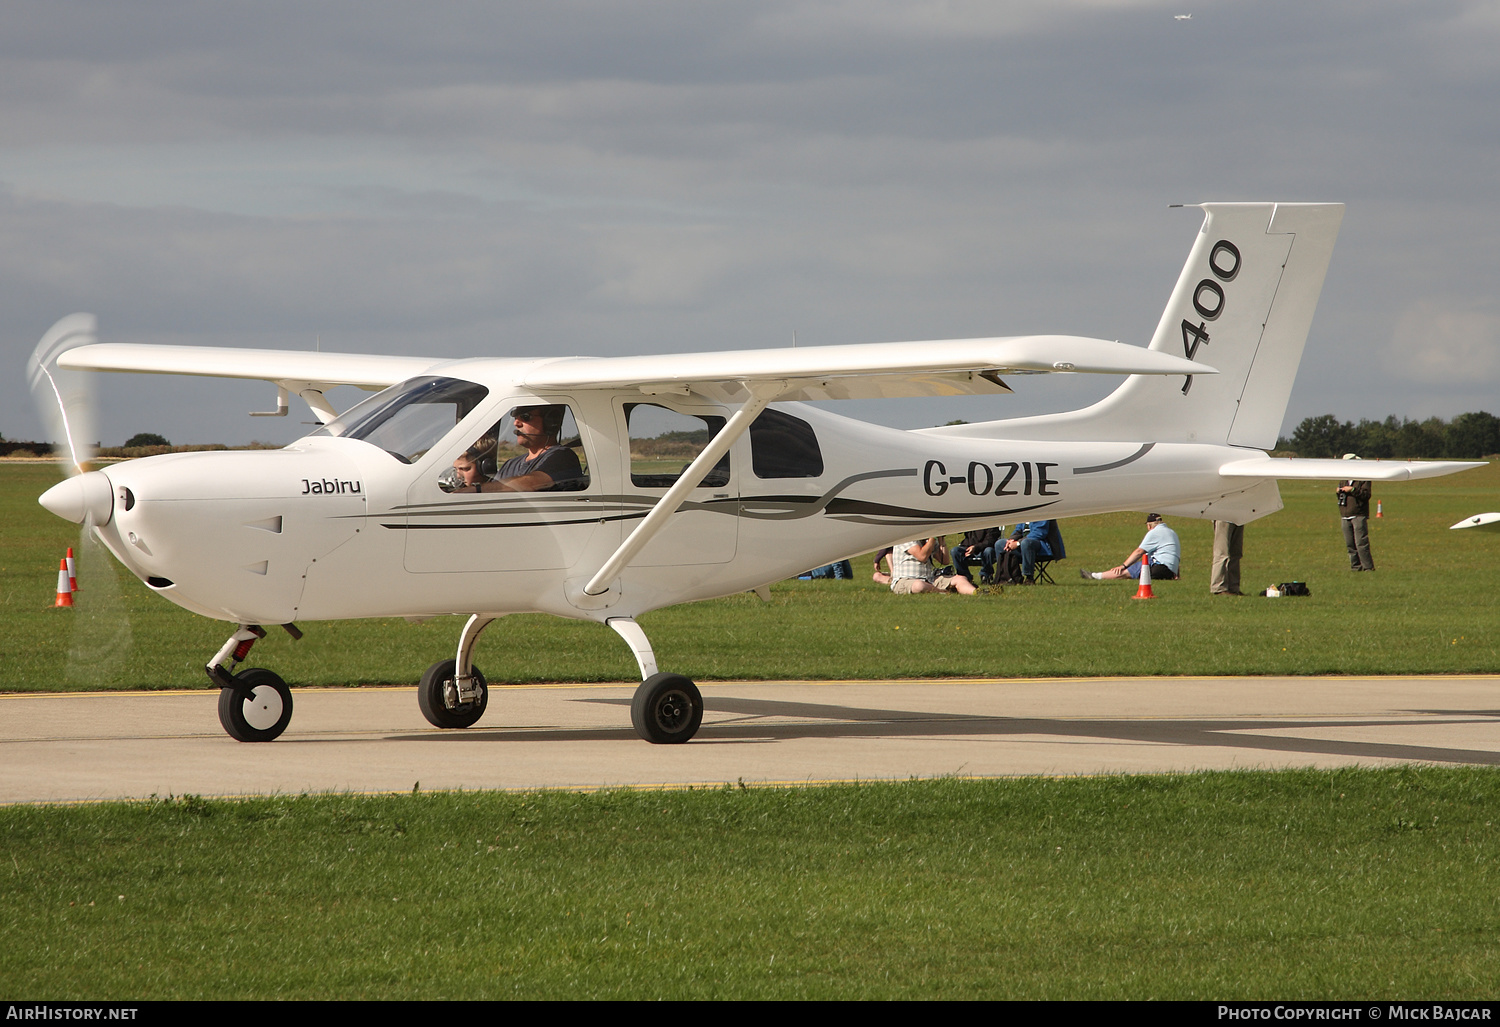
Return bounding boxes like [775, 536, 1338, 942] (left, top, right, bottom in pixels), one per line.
[522, 335, 1212, 402]
[58, 343, 442, 389]
[1220, 456, 1485, 481]
[58, 343, 452, 422]
[54, 333, 1212, 419]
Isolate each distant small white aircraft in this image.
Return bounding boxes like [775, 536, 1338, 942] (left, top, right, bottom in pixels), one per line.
[31, 202, 1483, 744]
[1175, 13, 1192, 20]
[1451, 513, 1500, 532]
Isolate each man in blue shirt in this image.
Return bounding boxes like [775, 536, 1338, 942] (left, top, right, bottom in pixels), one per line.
[1079, 513, 1181, 582]
[999, 520, 1054, 585]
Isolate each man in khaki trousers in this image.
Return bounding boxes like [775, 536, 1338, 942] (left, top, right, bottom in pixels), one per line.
[1211, 520, 1243, 596]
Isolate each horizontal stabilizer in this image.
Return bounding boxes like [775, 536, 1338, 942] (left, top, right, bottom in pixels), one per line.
[523, 335, 1213, 402]
[1220, 456, 1486, 481]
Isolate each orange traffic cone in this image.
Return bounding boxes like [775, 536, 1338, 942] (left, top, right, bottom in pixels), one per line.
[54, 558, 74, 607]
[66, 547, 78, 593]
[1375, 501, 1383, 518]
[1132, 558, 1155, 600]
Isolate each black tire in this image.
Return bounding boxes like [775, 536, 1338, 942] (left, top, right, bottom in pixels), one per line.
[217, 668, 294, 742]
[630, 673, 703, 744]
[418, 659, 489, 729]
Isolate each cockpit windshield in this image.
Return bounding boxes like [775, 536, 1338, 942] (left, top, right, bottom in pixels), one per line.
[309, 376, 489, 464]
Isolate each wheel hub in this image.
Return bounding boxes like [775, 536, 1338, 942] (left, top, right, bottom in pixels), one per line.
[655, 691, 690, 731]
[242, 685, 285, 731]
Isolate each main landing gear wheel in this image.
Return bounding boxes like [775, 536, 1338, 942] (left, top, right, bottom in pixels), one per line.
[418, 659, 489, 729]
[631, 673, 703, 744]
[217, 668, 294, 742]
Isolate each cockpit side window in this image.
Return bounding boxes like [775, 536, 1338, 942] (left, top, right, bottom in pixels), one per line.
[439, 403, 591, 494]
[311, 377, 489, 465]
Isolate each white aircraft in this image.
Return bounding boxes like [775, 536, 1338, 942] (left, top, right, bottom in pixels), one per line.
[31, 202, 1483, 744]
[1452, 513, 1500, 532]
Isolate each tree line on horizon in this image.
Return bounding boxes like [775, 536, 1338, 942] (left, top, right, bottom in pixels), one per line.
[1276, 411, 1500, 459]
[0, 431, 172, 458]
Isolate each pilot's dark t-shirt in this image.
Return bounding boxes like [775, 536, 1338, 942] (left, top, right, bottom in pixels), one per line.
[498, 445, 585, 491]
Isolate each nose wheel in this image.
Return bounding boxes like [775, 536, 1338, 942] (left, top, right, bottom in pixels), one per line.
[217, 668, 294, 742]
[207, 623, 303, 742]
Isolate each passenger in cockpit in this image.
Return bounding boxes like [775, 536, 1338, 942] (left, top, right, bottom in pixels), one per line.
[449, 436, 497, 491]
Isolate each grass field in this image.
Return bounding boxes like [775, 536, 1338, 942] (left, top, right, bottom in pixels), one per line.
[3, 769, 1498, 999]
[4, 461, 1500, 999]
[2, 460, 1498, 690]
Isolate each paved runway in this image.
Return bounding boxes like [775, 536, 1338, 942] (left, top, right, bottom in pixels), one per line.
[3, 676, 1499, 803]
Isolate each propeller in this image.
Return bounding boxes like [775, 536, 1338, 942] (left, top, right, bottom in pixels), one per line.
[28, 314, 135, 685]
[27, 313, 98, 479]
[31, 314, 115, 526]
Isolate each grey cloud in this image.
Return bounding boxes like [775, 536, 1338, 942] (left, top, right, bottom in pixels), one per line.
[4, 0, 1500, 446]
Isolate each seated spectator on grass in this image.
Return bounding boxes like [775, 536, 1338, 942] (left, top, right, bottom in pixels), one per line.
[890, 538, 977, 595]
[952, 526, 1002, 585]
[997, 520, 1053, 585]
[1079, 513, 1181, 582]
[872, 547, 894, 585]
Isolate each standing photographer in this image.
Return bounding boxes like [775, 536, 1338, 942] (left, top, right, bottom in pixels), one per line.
[1338, 456, 1375, 572]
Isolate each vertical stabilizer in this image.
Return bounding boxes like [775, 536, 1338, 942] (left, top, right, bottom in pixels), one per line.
[949, 203, 1343, 448]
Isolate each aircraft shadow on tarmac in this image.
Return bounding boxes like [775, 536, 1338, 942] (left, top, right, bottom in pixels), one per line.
[375, 697, 1500, 767]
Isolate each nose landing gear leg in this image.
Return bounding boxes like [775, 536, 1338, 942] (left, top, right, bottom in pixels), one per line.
[207, 624, 295, 742]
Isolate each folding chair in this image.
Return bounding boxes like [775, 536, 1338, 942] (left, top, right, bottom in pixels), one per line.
[1032, 521, 1067, 584]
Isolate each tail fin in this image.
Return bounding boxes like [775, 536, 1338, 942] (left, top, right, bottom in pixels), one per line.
[965, 202, 1344, 448]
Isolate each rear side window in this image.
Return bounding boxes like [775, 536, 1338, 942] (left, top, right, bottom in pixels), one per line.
[750, 408, 823, 479]
[626, 404, 729, 488]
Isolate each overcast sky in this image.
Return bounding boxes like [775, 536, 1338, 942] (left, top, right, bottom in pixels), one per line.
[4, 0, 1498, 446]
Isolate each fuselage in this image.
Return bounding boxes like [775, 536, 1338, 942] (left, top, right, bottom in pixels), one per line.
[49, 362, 1272, 627]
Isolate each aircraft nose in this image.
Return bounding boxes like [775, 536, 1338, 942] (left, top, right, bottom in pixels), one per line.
[39, 471, 114, 525]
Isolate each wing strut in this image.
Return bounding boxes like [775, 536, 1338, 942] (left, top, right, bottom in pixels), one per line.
[296, 387, 338, 424]
[584, 381, 784, 596]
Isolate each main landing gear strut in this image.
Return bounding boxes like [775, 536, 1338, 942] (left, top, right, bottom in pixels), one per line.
[606, 616, 703, 745]
[207, 622, 303, 742]
[415, 614, 704, 744]
[416, 614, 493, 730]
